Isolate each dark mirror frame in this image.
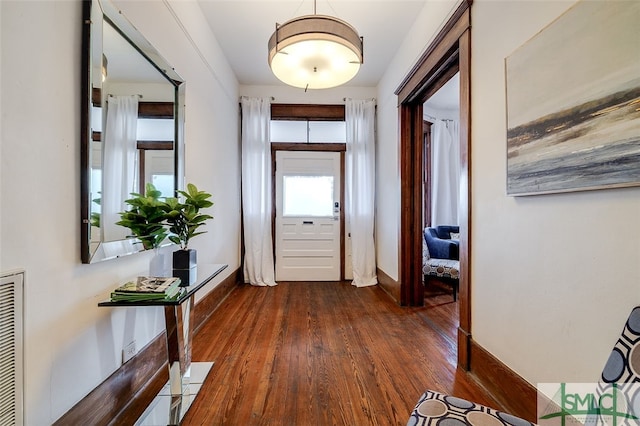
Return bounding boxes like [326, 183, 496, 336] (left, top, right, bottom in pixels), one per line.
[81, 0, 185, 263]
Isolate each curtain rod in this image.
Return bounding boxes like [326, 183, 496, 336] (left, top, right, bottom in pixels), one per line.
[108, 94, 143, 99]
[238, 97, 379, 103]
[424, 113, 455, 122]
[343, 97, 377, 103]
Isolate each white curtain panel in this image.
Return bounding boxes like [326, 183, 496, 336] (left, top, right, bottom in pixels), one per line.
[102, 95, 139, 242]
[346, 99, 378, 287]
[241, 97, 276, 286]
[431, 119, 460, 226]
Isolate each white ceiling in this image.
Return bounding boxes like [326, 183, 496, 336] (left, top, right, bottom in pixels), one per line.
[197, 0, 427, 87]
[424, 72, 459, 111]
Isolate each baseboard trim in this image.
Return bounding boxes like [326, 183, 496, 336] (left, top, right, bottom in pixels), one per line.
[376, 267, 400, 303]
[457, 327, 471, 370]
[53, 334, 168, 426]
[194, 266, 242, 333]
[469, 339, 537, 422]
[54, 266, 241, 425]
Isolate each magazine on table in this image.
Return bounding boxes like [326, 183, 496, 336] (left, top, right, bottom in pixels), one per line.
[113, 276, 181, 294]
[110, 286, 182, 302]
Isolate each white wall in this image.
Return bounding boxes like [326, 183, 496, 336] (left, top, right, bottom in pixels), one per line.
[0, 0, 240, 423]
[471, 0, 640, 385]
[0, 0, 3, 260]
[375, 0, 461, 281]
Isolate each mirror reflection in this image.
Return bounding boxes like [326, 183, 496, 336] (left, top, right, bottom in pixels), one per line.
[81, 0, 185, 263]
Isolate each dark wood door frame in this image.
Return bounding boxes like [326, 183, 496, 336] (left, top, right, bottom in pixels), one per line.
[395, 0, 472, 369]
[422, 121, 432, 227]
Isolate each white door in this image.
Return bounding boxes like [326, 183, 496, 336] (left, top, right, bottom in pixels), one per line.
[275, 151, 341, 281]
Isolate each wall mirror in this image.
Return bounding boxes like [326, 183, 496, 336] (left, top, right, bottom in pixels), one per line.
[81, 0, 185, 263]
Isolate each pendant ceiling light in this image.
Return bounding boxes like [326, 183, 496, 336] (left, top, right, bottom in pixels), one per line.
[268, 0, 363, 90]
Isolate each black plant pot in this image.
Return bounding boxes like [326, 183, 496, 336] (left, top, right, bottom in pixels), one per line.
[173, 249, 197, 286]
[173, 249, 196, 269]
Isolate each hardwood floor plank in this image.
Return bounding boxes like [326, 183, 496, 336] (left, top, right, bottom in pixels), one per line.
[424, 281, 460, 341]
[183, 282, 502, 425]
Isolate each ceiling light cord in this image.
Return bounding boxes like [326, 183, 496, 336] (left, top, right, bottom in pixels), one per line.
[325, 0, 339, 18]
[292, 0, 339, 20]
[290, 0, 305, 20]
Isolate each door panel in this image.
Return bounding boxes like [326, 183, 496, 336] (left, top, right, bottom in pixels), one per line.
[276, 151, 341, 281]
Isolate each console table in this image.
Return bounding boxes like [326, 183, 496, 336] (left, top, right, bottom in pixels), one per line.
[98, 263, 228, 425]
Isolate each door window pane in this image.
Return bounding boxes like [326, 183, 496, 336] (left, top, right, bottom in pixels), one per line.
[308, 121, 346, 143]
[270, 121, 308, 142]
[91, 106, 103, 132]
[283, 175, 334, 216]
[270, 120, 346, 143]
[91, 169, 102, 215]
[152, 174, 174, 198]
[144, 151, 175, 196]
[137, 118, 174, 141]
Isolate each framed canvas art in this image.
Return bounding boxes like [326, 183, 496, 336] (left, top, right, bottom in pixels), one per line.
[505, 0, 640, 196]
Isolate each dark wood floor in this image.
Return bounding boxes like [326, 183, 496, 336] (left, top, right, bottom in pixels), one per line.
[423, 280, 459, 341]
[183, 281, 500, 425]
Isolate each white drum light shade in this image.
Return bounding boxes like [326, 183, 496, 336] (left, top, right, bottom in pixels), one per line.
[268, 15, 363, 89]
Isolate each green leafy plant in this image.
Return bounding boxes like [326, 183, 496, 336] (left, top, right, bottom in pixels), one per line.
[162, 183, 213, 250]
[90, 195, 101, 228]
[116, 183, 168, 250]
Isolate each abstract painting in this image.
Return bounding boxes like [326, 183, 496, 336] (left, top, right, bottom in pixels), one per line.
[505, 0, 640, 195]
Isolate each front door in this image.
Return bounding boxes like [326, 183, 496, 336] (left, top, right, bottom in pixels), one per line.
[275, 151, 341, 281]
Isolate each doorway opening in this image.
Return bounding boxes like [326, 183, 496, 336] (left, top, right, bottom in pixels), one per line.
[422, 73, 461, 340]
[395, 2, 472, 368]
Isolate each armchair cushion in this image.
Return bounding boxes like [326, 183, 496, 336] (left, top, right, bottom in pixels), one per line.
[424, 227, 459, 260]
[594, 306, 640, 423]
[407, 390, 534, 426]
[600, 306, 640, 384]
[422, 236, 431, 262]
[434, 225, 459, 239]
[422, 235, 459, 300]
[422, 258, 459, 280]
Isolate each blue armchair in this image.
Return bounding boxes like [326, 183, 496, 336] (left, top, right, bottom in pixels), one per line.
[424, 226, 459, 260]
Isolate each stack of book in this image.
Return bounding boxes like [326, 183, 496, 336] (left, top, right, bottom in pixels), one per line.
[110, 276, 182, 302]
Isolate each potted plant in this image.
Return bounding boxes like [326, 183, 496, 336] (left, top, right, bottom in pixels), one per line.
[162, 183, 213, 284]
[116, 183, 168, 251]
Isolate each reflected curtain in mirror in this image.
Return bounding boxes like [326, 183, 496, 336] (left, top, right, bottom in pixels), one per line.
[102, 95, 139, 242]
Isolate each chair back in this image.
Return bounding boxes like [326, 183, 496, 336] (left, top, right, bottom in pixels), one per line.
[595, 306, 640, 423]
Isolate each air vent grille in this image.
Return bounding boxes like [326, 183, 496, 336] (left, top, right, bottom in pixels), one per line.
[0, 272, 24, 426]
